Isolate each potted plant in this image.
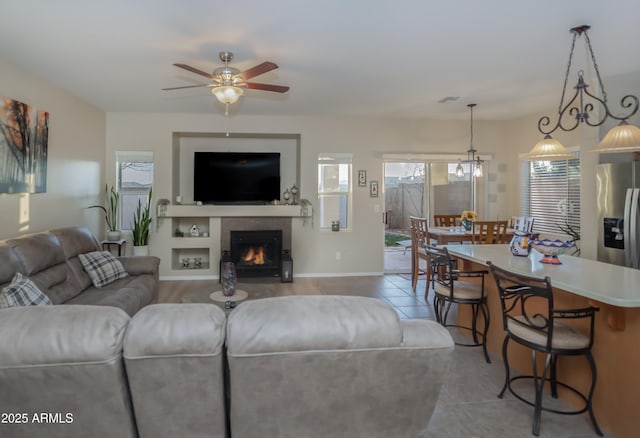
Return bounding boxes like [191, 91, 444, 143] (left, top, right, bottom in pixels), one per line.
[88, 184, 121, 240]
[131, 189, 152, 256]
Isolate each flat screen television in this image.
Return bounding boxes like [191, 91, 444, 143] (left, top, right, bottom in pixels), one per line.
[194, 152, 280, 204]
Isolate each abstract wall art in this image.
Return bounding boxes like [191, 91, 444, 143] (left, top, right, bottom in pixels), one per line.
[0, 97, 49, 194]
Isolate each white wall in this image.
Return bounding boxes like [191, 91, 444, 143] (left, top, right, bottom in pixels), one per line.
[0, 59, 106, 240]
[106, 112, 514, 276]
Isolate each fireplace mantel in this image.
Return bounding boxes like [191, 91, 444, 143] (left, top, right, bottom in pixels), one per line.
[162, 204, 310, 218]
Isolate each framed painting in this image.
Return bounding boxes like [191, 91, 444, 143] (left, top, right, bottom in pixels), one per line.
[0, 97, 49, 193]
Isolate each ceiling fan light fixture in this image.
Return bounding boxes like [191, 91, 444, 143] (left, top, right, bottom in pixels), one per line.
[593, 121, 640, 153]
[212, 85, 244, 104]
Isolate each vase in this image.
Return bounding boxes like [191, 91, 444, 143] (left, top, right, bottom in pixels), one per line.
[510, 231, 531, 257]
[461, 219, 472, 231]
[106, 230, 121, 241]
[221, 262, 237, 297]
[132, 245, 149, 256]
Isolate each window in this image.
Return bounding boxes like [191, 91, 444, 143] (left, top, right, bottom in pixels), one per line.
[521, 154, 580, 236]
[116, 152, 153, 231]
[318, 153, 352, 230]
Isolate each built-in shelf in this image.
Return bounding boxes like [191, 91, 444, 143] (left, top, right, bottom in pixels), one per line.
[162, 204, 310, 218]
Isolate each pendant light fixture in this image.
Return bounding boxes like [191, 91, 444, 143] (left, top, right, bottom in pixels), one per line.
[455, 103, 484, 178]
[523, 25, 640, 161]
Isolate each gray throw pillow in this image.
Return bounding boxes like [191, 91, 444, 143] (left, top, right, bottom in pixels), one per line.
[0, 272, 53, 308]
[79, 250, 128, 288]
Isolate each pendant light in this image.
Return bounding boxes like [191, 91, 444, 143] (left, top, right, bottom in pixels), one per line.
[456, 103, 484, 177]
[524, 25, 640, 161]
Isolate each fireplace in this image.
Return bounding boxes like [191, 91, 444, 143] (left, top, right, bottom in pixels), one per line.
[230, 230, 282, 278]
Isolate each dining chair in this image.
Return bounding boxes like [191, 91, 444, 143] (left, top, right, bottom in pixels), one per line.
[471, 220, 508, 244]
[510, 215, 535, 233]
[425, 245, 490, 363]
[488, 262, 602, 436]
[409, 216, 430, 297]
[434, 214, 459, 228]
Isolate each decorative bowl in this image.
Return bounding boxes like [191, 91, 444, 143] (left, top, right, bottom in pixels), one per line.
[530, 238, 576, 264]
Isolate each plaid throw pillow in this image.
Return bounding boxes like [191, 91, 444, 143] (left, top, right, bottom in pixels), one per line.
[0, 272, 53, 308]
[78, 251, 128, 288]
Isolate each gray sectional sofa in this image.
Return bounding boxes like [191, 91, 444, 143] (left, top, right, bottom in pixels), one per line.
[0, 226, 159, 315]
[0, 295, 454, 438]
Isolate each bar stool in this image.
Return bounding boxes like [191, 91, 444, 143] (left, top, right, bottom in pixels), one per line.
[488, 262, 602, 436]
[425, 245, 490, 363]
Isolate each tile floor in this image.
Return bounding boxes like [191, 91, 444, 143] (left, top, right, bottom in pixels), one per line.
[159, 274, 606, 437]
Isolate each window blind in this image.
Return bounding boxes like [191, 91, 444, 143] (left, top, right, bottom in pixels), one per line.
[521, 156, 580, 237]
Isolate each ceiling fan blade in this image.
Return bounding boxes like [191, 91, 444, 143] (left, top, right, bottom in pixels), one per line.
[246, 82, 290, 93]
[236, 61, 279, 80]
[162, 84, 210, 91]
[173, 63, 215, 79]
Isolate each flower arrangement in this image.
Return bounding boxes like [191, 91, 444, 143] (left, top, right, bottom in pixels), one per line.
[460, 210, 477, 231]
[460, 211, 478, 221]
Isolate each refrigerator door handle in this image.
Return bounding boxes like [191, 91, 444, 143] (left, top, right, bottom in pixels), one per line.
[630, 188, 640, 269]
[623, 188, 633, 267]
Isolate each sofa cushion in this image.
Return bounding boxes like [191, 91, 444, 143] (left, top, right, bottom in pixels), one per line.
[8, 232, 66, 275]
[79, 251, 128, 288]
[227, 295, 403, 355]
[0, 243, 24, 286]
[0, 273, 52, 308]
[66, 275, 156, 316]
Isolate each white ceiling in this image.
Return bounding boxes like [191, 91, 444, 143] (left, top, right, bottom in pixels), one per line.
[2, 0, 640, 120]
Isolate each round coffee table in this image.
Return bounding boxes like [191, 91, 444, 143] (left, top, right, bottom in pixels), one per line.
[180, 283, 274, 312]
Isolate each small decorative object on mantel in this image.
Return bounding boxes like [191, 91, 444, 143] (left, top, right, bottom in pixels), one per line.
[221, 261, 237, 297]
[510, 231, 532, 257]
[290, 184, 299, 205]
[530, 238, 576, 265]
[283, 188, 291, 205]
[460, 210, 477, 231]
[190, 224, 200, 237]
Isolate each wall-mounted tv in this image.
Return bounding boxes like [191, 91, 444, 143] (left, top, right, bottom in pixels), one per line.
[194, 152, 280, 204]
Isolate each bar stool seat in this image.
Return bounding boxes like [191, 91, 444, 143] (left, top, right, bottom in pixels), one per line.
[433, 280, 483, 300]
[508, 316, 591, 350]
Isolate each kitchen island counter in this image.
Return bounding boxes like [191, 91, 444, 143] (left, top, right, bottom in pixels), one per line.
[444, 244, 640, 307]
[444, 243, 640, 438]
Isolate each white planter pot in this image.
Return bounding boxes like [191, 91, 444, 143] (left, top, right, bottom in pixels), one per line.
[106, 230, 122, 241]
[132, 245, 149, 256]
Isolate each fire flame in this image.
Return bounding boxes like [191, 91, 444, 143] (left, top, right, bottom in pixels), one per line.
[242, 246, 265, 265]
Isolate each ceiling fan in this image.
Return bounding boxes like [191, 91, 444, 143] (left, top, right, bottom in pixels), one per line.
[163, 51, 289, 110]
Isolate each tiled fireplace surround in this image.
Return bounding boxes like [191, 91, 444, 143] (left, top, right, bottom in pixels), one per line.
[220, 217, 292, 277]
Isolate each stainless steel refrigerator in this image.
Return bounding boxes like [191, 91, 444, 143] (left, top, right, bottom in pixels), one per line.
[596, 162, 640, 269]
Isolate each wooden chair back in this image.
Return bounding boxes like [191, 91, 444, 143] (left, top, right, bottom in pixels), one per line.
[510, 216, 535, 233]
[434, 214, 459, 227]
[471, 220, 508, 244]
[409, 216, 430, 294]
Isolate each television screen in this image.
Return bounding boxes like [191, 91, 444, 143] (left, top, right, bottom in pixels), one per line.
[194, 152, 280, 204]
